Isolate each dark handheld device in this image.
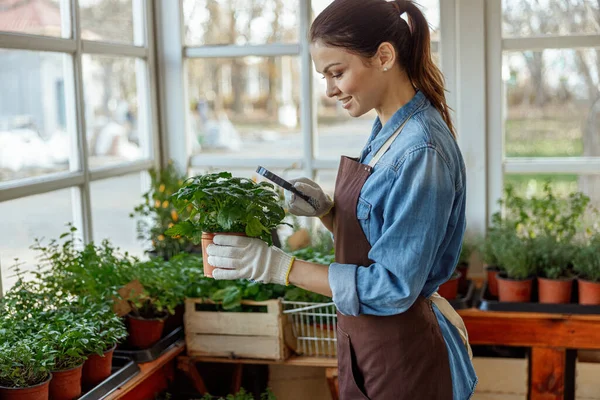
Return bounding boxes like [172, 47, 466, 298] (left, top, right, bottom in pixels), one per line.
[256, 166, 319, 209]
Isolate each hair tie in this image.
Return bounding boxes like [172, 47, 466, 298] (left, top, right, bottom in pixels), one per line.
[392, 0, 407, 15]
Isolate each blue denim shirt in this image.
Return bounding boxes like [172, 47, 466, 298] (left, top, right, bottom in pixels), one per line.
[328, 91, 477, 399]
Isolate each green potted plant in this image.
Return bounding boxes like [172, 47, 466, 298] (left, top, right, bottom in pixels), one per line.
[80, 300, 128, 390]
[130, 161, 195, 260]
[494, 228, 536, 302]
[530, 235, 575, 304]
[124, 257, 189, 349]
[45, 313, 93, 400]
[0, 338, 54, 400]
[573, 234, 600, 305]
[166, 172, 288, 277]
[480, 225, 505, 297]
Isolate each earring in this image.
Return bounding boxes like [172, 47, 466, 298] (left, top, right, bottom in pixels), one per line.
[383, 67, 388, 72]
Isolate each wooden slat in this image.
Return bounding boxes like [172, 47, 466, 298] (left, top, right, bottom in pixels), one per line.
[185, 310, 279, 336]
[187, 334, 283, 360]
[459, 310, 600, 349]
[530, 347, 566, 400]
[180, 355, 338, 368]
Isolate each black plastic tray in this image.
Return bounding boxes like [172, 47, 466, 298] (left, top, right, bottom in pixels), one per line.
[477, 280, 600, 314]
[79, 356, 140, 400]
[114, 326, 184, 363]
[447, 279, 475, 309]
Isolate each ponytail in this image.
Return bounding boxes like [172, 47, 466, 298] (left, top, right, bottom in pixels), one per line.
[397, 0, 456, 138]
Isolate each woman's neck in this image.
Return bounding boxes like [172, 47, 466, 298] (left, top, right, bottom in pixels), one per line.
[375, 73, 416, 126]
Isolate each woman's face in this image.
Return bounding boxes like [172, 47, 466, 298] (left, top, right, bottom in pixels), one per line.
[310, 40, 386, 118]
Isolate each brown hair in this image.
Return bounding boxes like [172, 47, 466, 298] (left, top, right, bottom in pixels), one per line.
[310, 0, 456, 138]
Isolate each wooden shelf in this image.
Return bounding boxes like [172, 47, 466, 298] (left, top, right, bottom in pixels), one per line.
[105, 341, 185, 400]
[182, 354, 338, 368]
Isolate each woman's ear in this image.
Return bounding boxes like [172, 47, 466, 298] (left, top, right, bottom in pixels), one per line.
[375, 42, 397, 71]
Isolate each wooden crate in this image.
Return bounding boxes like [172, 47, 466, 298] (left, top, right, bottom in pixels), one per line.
[184, 298, 294, 361]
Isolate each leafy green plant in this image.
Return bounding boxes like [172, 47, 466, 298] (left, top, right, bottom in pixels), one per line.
[126, 253, 205, 318]
[0, 337, 54, 388]
[573, 234, 600, 282]
[493, 228, 535, 280]
[32, 226, 134, 303]
[130, 162, 194, 259]
[166, 172, 289, 245]
[530, 235, 575, 280]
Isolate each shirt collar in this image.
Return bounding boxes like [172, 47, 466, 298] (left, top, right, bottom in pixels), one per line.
[360, 91, 428, 163]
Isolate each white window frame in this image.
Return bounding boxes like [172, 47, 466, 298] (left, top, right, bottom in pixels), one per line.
[0, 0, 161, 244]
[486, 0, 600, 216]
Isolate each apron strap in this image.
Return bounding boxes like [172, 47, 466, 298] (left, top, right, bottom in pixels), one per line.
[367, 115, 413, 168]
[429, 292, 473, 360]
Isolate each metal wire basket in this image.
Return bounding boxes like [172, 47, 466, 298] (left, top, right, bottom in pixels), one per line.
[282, 301, 338, 358]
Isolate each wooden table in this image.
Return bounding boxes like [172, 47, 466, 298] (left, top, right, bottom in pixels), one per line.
[105, 341, 185, 400]
[178, 309, 600, 400]
[458, 308, 600, 400]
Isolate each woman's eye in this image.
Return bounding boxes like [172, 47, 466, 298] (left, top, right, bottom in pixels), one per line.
[332, 73, 343, 79]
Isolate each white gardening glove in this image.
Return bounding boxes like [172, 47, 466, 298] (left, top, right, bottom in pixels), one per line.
[284, 177, 334, 217]
[206, 235, 295, 285]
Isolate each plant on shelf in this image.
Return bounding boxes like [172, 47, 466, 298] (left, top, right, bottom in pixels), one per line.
[33, 225, 134, 303]
[166, 171, 290, 277]
[530, 235, 576, 304]
[130, 161, 194, 259]
[573, 234, 600, 305]
[492, 226, 536, 303]
[0, 337, 54, 390]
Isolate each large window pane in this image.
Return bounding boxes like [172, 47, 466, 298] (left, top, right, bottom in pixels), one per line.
[183, 0, 298, 46]
[187, 56, 302, 159]
[0, 50, 77, 183]
[0, 189, 75, 294]
[0, 0, 70, 38]
[504, 173, 600, 209]
[80, 0, 135, 44]
[504, 49, 600, 158]
[90, 172, 147, 257]
[82, 55, 146, 168]
[503, 0, 600, 37]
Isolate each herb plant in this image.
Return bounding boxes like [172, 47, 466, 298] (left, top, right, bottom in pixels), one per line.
[530, 235, 575, 280]
[573, 234, 600, 282]
[130, 162, 194, 259]
[166, 172, 289, 245]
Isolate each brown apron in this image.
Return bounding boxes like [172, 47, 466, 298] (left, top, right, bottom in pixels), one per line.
[332, 155, 453, 400]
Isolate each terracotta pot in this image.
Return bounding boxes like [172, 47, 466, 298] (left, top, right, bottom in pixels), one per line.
[456, 262, 469, 293]
[0, 374, 51, 400]
[485, 265, 501, 297]
[127, 313, 167, 349]
[497, 273, 533, 302]
[438, 272, 461, 300]
[201, 232, 246, 277]
[538, 276, 573, 304]
[578, 278, 600, 305]
[49, 364, 82, 400]
[82, 344, 116, 390]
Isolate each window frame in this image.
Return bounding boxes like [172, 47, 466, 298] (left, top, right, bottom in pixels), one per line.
[0, 0, 161, 243]
[486, 0, 600, 216]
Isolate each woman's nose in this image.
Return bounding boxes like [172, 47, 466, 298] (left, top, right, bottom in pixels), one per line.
[326, 81, 340, 98]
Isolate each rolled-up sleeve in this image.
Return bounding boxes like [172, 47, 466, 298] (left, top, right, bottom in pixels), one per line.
[328, 145, 455, 316]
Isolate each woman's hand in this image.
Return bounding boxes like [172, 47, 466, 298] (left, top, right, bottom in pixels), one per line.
[284, 177, 333, 217]
[206, 235, 295, 285]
